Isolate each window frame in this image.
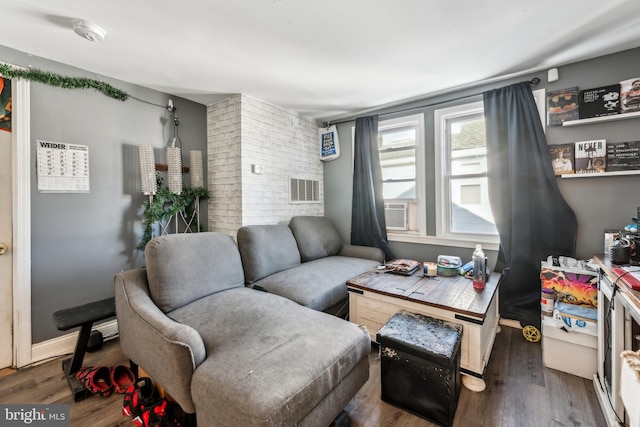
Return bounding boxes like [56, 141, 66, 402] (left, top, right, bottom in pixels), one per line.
[381, 89, 544, 251]
[434, 101, 499, 245]
[378, 113, 426, 235]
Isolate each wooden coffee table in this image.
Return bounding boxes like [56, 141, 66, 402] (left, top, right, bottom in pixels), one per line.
[347, 268, 500, 392]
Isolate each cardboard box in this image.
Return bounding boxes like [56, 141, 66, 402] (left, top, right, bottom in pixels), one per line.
[542, 318, 597, 379]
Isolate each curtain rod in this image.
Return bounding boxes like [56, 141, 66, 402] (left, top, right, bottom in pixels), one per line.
[323, 77, 540, 128]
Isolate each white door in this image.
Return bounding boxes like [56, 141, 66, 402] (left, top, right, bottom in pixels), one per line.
[0, 76, 12, 368]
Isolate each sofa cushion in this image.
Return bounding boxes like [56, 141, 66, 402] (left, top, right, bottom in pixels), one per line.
[237, 224, 301, 284]
[251, 256, 380, 311]
[172, 288, 370, 427]
[288, 216, 343, 262]
[145, 233, 245, 312]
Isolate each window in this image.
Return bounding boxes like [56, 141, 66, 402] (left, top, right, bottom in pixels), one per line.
[435, 101, 498, 242]
[377, 114, 424, 232]
[375, 89, 543, 249]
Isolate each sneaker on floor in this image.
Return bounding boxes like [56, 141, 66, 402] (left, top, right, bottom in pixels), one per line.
[122, 377, 161, 420]
[110, 365, 135, 394]
[75, 366, 113, 397]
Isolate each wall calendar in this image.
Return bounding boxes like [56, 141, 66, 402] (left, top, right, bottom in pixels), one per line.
[36, 140, 90, 193]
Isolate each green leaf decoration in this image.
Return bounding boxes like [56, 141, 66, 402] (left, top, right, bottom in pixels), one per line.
[137, 186, 210, 250]
[0, 63, 129, 101]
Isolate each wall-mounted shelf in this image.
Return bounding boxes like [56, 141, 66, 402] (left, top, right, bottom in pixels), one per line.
[561, 170, 640, 178]
[562, 110, 640, 127]
[155, 163, 190, 173]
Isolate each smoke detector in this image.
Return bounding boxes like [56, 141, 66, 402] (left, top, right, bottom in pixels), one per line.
[72, 19, 106, 42]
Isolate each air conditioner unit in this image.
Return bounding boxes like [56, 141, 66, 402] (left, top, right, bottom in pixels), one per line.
[384, 203, 408, 230]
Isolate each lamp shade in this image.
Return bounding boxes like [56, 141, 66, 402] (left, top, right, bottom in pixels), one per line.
[167, 146, 182, 194]
[138, 144, 157, 196]
[189, 150, 203, 187]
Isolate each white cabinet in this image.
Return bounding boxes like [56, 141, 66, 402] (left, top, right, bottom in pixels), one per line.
[594, 256, 640, 427]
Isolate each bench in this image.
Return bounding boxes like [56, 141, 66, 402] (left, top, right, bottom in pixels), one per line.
[52, 297, 116, 401]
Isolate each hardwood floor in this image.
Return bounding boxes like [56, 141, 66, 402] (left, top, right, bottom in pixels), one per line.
[0, 340, 131, 426]
[350, 326, 606, 427]
[0, 326, 605, 427]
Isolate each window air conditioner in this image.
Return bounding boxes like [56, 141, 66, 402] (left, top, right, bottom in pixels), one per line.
[384, 202, 408, 230]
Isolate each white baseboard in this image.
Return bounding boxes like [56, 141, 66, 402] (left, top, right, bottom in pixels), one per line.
[30, 320, 119, 366]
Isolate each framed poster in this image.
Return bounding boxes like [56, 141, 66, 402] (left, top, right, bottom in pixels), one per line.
[547, 87, 579, 126]
[319, 125, 340, 161]
[549, 143, 574, 175]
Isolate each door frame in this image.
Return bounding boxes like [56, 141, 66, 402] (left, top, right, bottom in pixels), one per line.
[12, 77, 31, 368]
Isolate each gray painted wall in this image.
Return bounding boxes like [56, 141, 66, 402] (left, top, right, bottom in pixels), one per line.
[325, 47, 640, 264]
[0, 45, 207, 343]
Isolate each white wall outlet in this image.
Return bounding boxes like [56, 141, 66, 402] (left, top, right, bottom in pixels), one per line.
[251, 164, 264, 174]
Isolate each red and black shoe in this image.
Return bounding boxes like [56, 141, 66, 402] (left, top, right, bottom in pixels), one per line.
[75, 366, 113, 397]
[122, 377, 160, 420]
[110, 365, 136, 394]
[123, 377, 185, 427]
[138, 398, 185, 427]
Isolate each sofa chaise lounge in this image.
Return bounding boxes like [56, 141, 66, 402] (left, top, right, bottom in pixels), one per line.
[115, 231, 372, 426]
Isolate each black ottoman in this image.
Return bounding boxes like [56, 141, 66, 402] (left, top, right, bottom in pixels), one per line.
[376, 310, 463, 427]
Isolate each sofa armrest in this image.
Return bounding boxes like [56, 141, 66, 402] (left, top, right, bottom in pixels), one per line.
[115, 268, 205, 413]
[339, 244, 385, 264]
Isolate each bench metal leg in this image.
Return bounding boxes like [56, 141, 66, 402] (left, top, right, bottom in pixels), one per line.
[66, 322, 93, 375]
[62, 322, 94, 402]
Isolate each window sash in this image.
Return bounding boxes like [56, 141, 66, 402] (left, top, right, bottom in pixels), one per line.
[377, 114, 425, 233]
[435, 101, 498, 241]
[444, 111, 486, 178]
[379, 120, 419, 201]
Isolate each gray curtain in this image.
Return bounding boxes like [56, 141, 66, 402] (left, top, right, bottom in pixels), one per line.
[351, 115, 396, 260]
[483, 82, 578, 330]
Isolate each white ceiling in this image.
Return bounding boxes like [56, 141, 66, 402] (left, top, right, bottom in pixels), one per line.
[2, 0, 640, 122]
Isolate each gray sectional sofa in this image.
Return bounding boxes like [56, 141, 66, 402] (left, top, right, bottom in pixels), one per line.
[237, 216, 384, 317]
[115, 216, 383, 426]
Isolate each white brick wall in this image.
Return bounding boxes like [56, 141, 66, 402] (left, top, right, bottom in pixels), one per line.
[207, 94, 323, 237]
[207, 96, 243, 236]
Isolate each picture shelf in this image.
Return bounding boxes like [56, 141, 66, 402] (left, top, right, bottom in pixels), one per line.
[562, 110, 640, 127]
[561, 170, 640, 178]
[557, 111, 640, 176]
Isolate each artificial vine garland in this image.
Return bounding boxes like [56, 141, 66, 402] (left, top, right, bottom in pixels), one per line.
[0, 63, 129, 101]
[0, 63, 213, 249]
[138, 186, 210, 250]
